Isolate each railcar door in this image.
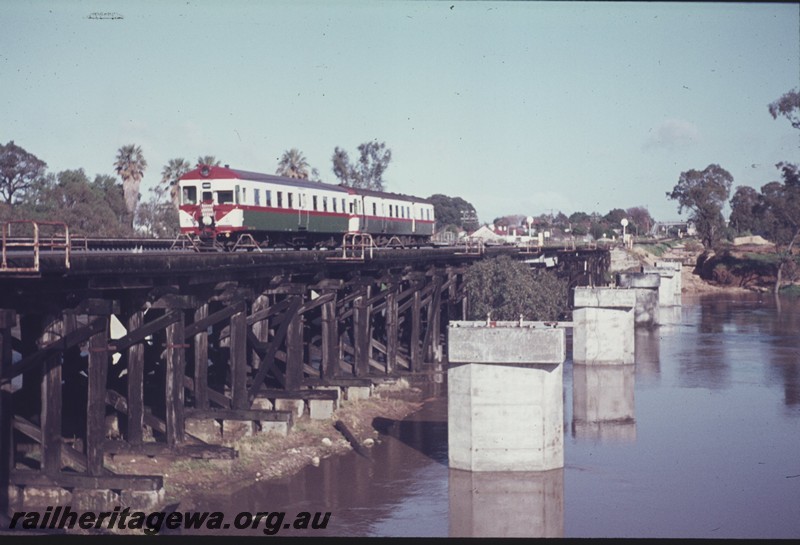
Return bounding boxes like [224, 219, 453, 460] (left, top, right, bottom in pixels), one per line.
[350, 197, 364, 232]
[298, 191, 310, 230]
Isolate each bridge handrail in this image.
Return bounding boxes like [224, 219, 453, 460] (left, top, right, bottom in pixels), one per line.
[1, 220, 71, 273]
[456, 236, 485, 255]
[328, 231, 375, 261]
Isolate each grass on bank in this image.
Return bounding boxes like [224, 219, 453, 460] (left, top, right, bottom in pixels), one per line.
[634, 237, 700, 257]
[780, 285, 800, 297]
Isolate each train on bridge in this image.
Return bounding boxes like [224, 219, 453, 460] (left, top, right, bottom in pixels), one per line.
[178, 165, 436, 249]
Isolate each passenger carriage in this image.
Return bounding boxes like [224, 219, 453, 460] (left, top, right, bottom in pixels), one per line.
[178, 165, 435, 249]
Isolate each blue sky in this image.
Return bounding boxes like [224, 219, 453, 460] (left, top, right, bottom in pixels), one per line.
[1, 1, 798, 224]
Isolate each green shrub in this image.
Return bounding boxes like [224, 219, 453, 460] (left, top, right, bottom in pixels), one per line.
[779, 285, 800, 297]
[712, 263, 737, 286]
[464, 255, 569, 321]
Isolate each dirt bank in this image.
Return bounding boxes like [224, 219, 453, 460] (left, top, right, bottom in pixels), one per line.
[680, 263, 749, 295]
[106, 380, 427, 507]
[628, 242, 752, 295]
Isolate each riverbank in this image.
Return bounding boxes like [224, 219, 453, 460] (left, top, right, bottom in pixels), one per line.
[628, 240, 784, 295]
[105, 379, 427, 509]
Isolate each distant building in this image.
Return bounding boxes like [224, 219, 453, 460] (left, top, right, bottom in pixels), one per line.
[469, 225, 506, 244]
[650, 220, 696, 238]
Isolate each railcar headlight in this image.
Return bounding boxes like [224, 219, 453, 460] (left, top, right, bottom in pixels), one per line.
[202, 216, 213, 226]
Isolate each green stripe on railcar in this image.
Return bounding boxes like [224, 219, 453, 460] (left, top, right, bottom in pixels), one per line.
[415, 222, 435, 236]
[242, 209, 349, 233]
[363, 218, 434, 236]
[304, 212, 350, 233]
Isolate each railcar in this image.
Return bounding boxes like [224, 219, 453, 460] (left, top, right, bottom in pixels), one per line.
[177, 165, 435, 249]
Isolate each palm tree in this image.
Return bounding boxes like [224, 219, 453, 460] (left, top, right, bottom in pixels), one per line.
[276, 148, 311, 179]
[196, 155, 220, 168]
[160, 158, 192, 207]
[114, 144, 147, 227]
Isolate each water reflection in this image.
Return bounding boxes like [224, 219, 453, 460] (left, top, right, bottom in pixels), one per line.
[678, 329, 731, 390]
[686, 294, 800, 406]
[448, 468, 564, 538]
[766, 345, 800, 407]
[657, 305, 682, 326]
[634, 327, 661, 382]
[571, 364, 636, 442]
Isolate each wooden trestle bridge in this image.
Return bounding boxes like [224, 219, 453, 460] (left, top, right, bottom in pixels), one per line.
[0, 240, 609, 512]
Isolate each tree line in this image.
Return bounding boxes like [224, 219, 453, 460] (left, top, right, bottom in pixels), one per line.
[665, 88, 799, 294]
[0, 139, 478, 239]
[491, 207, 655, 241]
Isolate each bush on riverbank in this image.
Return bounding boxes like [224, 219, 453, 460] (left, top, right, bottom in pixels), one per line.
[780, 285, 800, 297]
[464, 255, 569, 321]
[695, 249, 799, 290]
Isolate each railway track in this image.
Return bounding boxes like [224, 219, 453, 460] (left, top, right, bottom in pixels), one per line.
[2, 220, 608, 280]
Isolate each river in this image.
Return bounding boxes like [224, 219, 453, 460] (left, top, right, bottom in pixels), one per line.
[187, 292, 800, 538]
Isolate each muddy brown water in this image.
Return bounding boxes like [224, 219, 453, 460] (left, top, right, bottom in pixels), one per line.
[178, 293, 800, 538]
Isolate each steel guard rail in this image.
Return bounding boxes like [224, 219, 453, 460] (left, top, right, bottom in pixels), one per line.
[1, 220, 71, 274]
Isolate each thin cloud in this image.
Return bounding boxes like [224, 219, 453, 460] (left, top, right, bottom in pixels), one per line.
[644, 119, 701, 151]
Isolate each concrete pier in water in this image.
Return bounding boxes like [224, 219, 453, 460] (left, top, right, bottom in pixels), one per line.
[616, 272, 660, 327]
[447, 321, 565, 472]
[643, 261, 683, 324]
[644, 261, 682, 307]
[572, 287, 636, 364]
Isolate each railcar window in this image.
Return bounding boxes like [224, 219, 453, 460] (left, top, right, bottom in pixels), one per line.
[265, 190, 272, 207]
[341, 199, 346, 213]
[323, 197, 328, 212]
[254, 189, 260, 206]
[202, 191, 212, 202]
[235, 186, 240, 204]
[288, 193, 293, 209]
[333, 199, 337, 213]
[277, 192, 283, 208]
[217, 191, 234, 204]
[373, 203, 377, 216]
[183, 186, 197, 205]
[242, 187, 247, 203]
[312, 196, 318, 211]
